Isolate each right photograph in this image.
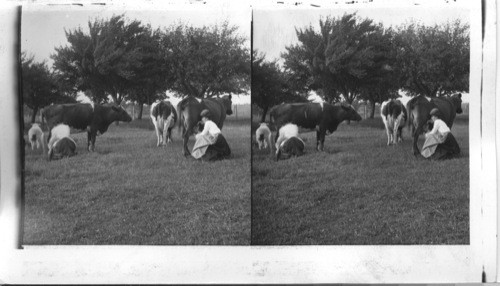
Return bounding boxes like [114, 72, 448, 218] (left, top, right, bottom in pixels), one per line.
[251, 7, 470, 245]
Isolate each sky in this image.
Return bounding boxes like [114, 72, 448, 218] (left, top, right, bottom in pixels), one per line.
[21, 5, 251, 104]
[253, 5, 470, 63]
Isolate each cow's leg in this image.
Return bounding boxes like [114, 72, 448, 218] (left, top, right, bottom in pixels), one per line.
[397, 127, 403, 143]
[167, 128, 173, 144]
[90, 133, 96, 152]
[182, 128, 191, 156]
[87, 130, 96, 152]
[268, 134, 273, 155]
[412, 124, 423, 155]
[154, 125, 161, 147]
[319, 132, 326, 151]
[316, 130, 326, 152]
[161, 126, 168, 147]
[393, 120, 401, 144]
[316, 130, 320, 151]
[87, 131, 92, 151]
[385, 126, 391, 145]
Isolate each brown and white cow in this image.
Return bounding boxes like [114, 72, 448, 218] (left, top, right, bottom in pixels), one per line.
[270, 102, 362, 151]
[381, 99, 407, 145]
[42, 103, 132, 152]
[150, 100, 177, 146]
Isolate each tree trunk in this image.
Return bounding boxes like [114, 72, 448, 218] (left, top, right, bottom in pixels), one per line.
[260, 106, 268, 123]
[137, 103, 144, 120]
[369, 100, 376, 119]
[30, 106, 38, 124]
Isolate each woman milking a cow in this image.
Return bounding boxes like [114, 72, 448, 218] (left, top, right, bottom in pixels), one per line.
[191, 109, 231, 161]
[420, 108, 460, 160]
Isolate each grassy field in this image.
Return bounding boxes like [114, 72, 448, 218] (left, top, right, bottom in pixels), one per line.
[252, 114, 469, 245]
[23, 117, 250, 245]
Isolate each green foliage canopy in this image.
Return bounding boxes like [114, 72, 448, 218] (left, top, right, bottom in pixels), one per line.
[160, 21, 250, 98]
[394, 19, 470, 97]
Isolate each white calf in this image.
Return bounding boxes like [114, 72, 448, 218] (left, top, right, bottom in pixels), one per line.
[255, 123, 273, 154]
[275, 123, 299, 154]
[381, 99, 407, 145]
[47, 124, 71, 154]
[28, 123, 45, 152]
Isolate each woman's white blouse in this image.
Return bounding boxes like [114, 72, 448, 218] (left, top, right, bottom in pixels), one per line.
[199, 120, 221, 137]
[429, 119, 451, 135]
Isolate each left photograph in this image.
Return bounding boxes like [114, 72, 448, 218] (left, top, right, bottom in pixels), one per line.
[21, 6, 251, 245]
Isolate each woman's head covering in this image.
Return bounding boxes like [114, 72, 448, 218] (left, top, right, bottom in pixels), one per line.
[430, 108, 441, 118]
[200, 109, 211, 119]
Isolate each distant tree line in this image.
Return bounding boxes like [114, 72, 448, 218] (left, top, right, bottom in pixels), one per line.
[22, 15, 250, 122]
[252, 13, 469, 120]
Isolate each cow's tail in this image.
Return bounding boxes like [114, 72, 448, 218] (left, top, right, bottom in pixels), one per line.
[268, 105, 279, 130]
[258, 133, 264, 142]
[177, 97, 191, 134]
[40, 107, 47, 131]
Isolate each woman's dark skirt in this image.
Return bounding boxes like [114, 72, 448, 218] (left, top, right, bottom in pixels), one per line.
[201, 134, 231, 161]
[429, 132, 461, 160]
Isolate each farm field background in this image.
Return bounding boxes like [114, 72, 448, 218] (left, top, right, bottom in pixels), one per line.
[23, 116, 251, 245]
[252, 114, 469, 245]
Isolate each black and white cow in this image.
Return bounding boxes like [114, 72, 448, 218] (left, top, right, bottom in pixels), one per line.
[381, 99, 407, 145]
[42, 103, 132, 152]
[150, 100, 177, 146]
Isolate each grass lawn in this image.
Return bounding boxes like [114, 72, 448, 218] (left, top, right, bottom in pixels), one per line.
[251, 114, 469, 245]
[23, 118, 250, 245]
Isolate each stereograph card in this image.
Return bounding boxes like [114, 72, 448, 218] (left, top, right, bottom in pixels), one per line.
[0, 0, 497, 283]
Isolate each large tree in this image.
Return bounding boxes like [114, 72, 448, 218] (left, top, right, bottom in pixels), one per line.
[160, 21, 250, 98]
[21, 53, 75, 123]
[252, 51, 308, 122]
[125, 27, 169, 119]
[283, 13, 394, 105]
[394, 19, 469, 97]
[52, 15, 158, 105]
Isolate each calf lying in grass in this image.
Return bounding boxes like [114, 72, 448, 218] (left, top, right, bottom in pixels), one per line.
[275, 123, 305, 161]
[48, 124, 76, 161]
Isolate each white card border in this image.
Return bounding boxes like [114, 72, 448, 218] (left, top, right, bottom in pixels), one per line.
[0, 0, 496, 284]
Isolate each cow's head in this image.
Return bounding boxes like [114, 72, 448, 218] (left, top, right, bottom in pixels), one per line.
[340, 104, 362, 122]
[222, 94, 233, 115]
[111, 105, 133, 122]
